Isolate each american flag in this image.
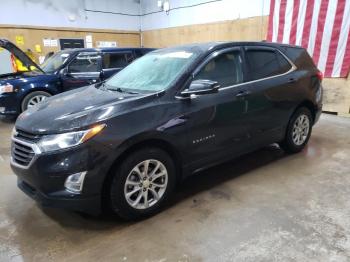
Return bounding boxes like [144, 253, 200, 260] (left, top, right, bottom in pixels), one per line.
[267, 0, 350, 78]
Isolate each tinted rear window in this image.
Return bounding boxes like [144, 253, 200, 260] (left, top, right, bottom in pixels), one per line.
[245, 49, 291, 81]
[103, 52, 134, 69]
[282, 47, 317, 70]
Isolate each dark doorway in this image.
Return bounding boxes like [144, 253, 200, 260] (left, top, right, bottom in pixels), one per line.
[59, 39, 85, 50]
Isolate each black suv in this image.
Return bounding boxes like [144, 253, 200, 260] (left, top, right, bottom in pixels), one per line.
[11, 42, 323, 220]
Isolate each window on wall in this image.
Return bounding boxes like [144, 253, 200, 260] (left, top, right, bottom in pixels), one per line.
[68, 53, 101, 73]
[245, 49, 292, 81]
[102, 52, 134, 69]
[194, 51, 244, 88]
[59, 39, 84, 50]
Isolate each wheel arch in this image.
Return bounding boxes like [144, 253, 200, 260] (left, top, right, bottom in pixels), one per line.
[280, 100, 315, 153]
[281, 99, 316, 142]
[20, 89, 54, 112]
[22, 88, 54, 97]
[294, 100, 316, 123]
[100, 137, 184, 209]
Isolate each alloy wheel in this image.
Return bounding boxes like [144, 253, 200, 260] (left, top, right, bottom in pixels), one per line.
[292, 114, 310, 146]
[124, 159, 168, 210]
[27, 95, 47, 108]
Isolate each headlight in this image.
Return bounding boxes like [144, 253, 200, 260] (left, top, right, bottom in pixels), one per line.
[11, 127, 18, 137]
[0, 84, 14, 94]
[37, 124, 105, 153]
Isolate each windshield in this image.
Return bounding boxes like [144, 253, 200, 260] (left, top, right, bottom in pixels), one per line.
[41, 52, 71, 73]
[105, 50, 200, 93]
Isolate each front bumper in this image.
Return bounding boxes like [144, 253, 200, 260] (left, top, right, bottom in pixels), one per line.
[11, 140, 115, 215]
[18, 178, 101, 214]
[0, 93, 20, 115]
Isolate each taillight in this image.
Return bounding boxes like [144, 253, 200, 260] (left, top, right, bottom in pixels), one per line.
[316, 71, 323, 81]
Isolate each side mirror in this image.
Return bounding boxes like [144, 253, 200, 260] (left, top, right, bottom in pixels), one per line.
[99, 70, 105, 79]
[59, 67, 71, 76]
[180, 79, 220, 97]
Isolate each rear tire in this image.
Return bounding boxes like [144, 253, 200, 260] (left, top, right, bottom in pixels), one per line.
[108, 147, 176, 221]
[279, 107, 313, 153]
[21, 91, 51, 112]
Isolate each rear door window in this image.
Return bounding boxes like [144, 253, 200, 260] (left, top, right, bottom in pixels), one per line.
[194, 50, 244, 88]
[245, 49, 292, 81]
[102, 52, 134, 69]
[283, 47, 316, 69]
[68, 53, 101, 73]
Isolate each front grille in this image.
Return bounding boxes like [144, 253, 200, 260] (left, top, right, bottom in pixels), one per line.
[15, 129, 42, 142]
[11, 129, 42, 168]
[12, 141, 35, 167]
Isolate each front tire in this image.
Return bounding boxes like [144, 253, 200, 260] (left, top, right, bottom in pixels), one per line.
[108, 147, 176, 220]
[21, 91, 51, 112]
[280, 107, 313, 153]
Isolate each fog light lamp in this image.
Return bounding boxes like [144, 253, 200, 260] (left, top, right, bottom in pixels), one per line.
[64, 172, 87, 193]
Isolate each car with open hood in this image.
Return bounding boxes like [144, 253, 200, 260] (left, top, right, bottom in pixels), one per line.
[11, 41, 323, 220]
[0, 39, 154, 116]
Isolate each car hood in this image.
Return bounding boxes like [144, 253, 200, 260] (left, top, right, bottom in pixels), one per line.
[0, 70, 48, 83]
[15, 85, 157, 134]
[0, 39, 43, 75]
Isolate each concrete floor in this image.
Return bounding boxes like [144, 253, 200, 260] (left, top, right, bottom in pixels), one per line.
[0, 114, 350, 262]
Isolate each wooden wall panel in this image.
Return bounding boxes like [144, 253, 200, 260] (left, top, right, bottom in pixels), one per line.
[142, 16, 268, 48]
[0, 25, 140, 62]
[323, 75, 350, 115]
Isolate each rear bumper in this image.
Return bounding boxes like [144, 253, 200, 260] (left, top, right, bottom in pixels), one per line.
[313, 83, 323, 125]
[314, 104, 322, 124]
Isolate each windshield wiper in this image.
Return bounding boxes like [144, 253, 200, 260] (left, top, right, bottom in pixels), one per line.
[108, 87, 140, 95]
[123, 90, 140, 95]
[96, 82, 107, 89]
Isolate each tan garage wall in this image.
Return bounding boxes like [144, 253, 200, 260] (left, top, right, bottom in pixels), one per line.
[0, 25, 141, 63]
[323, 76, 350, 115]
[142, 16, 268, 48]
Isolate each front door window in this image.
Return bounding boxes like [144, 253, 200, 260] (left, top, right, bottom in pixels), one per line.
[68, 53, 101, 74]
[194, 51, 244, 88]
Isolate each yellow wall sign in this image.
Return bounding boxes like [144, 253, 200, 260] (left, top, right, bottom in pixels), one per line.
[15, 35, 24, 45]
[35, 44, 42, 53]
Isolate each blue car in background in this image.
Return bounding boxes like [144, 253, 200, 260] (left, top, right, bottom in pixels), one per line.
[0, 39, 154, 116]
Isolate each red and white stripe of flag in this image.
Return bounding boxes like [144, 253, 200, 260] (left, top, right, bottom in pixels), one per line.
[267, 0, 350, 78]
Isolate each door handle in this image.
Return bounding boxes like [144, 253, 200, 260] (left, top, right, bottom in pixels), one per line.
[288, 78, 296, 83]
[236, 90, 251, 97]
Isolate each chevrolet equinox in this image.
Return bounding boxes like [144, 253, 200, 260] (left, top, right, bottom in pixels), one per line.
[11, 42, 323, 220]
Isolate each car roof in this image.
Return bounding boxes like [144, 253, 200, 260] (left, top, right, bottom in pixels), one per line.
[59, 47, 155, 54]
[154, 41, 303, 55]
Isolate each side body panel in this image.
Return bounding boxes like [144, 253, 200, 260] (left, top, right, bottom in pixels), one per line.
[0, 74, 61, 115]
